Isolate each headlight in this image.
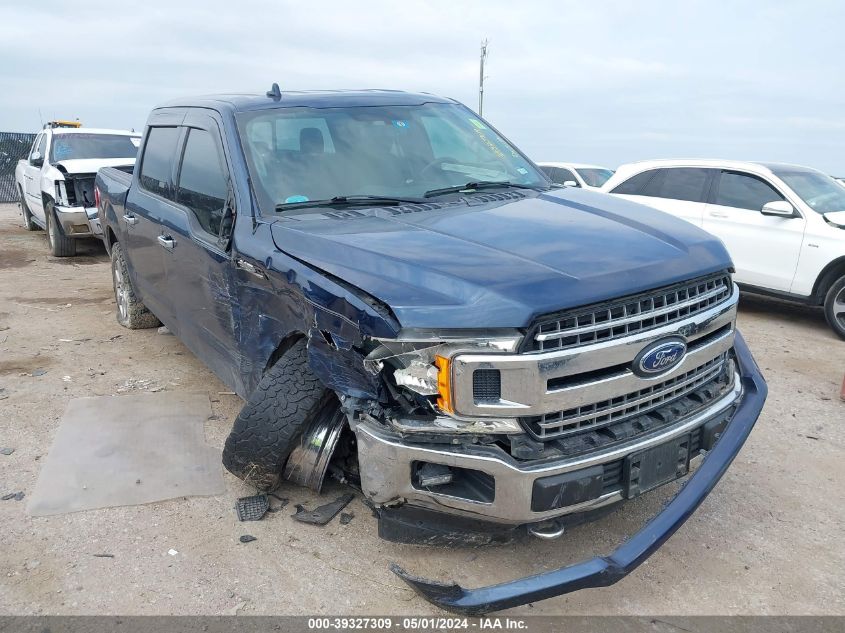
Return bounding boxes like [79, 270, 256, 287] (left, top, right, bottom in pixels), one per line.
[366, 330, 522, 416]
[55, 181, 69, 206]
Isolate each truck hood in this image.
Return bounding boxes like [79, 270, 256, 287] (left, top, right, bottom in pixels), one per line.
[54, 158, 135, 175]
[269, 189, 733, 329]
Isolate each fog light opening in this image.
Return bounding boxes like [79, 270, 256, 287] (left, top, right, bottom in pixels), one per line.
[412, 461, 495, 503]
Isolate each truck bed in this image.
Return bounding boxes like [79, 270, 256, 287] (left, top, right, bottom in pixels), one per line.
[95, 166, 134, 242]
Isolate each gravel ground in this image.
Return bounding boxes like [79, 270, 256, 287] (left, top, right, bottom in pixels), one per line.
[0, 201, 843, 616]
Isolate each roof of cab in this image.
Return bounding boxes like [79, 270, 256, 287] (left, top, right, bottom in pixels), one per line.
[49, 128, 140, 136]
[156, 89, 457, 112]
[614, 158, 824, 176]
[537, 162, 612, 170]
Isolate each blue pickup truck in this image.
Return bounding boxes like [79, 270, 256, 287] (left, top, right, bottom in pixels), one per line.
[94, 85, 767, 614]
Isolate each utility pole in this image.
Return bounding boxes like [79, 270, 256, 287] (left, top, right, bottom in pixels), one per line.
[478, 39, 489, 116]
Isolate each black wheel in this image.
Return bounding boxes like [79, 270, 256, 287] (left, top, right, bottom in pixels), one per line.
[111, 241, 161, 329]
[19, 187, 39, 231]
[823, 276, 845, 340]
[223, 338, 333, 491]
[44, 200, 76, 257]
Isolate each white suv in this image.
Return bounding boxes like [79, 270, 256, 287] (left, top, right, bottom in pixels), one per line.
[602, 159, 845, 339]
[537, 162, 615, 189]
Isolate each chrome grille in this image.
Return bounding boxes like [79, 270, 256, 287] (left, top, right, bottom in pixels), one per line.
[521, 353, 731, 441]
[526, 273, 733, 353]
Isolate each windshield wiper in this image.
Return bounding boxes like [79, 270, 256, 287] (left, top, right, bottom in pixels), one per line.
[275, 195, 426, 212]
[423, 181, 543, 198]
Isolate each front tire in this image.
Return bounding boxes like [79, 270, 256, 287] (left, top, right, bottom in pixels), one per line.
[111, 241, 161, 329]
[19, 187, 39, 231]
[44, 200, 76, 257]
[222, 338, 333, 491]
[823, 276, 845, 340]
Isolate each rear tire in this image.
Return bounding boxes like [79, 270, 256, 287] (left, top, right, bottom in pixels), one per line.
[222, 338, 333, 491]
[823, 276, 845, 340]
[111, 241, 161, 329]
[45, 200, 76, 257]
[19, 187, 39, 231]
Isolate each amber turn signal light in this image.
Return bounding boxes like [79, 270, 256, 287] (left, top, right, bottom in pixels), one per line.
[434, 355, 453, 414]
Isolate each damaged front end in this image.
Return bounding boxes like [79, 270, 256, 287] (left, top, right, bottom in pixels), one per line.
[53, 166, 103, 237]
[282, 276, 766, 614]
[288, 324, 525, 497]
[390, 334, 767, 614]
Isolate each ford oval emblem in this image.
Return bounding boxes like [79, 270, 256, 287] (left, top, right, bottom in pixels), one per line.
[633, 337, 687, 377]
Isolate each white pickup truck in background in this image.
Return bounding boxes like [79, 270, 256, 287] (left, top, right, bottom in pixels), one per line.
[15, 123, 140, 256]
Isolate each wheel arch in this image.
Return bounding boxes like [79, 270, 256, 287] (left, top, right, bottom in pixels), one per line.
[104, 225, 118, 255]
[812, 256, 845, 304]
[41, 193, 68, 237]
[263, 331, 308, 375]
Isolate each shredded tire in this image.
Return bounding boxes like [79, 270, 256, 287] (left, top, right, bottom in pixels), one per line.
[222, 338, 332, 491]
[111, 241, 161, 329]
[45, 200, 76, 257]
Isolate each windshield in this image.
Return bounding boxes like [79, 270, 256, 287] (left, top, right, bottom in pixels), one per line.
[49, 133, 140, 162]
[236, 102, 549, 212]
[773, 169, 845, 214]
[576, 167, 614, 188]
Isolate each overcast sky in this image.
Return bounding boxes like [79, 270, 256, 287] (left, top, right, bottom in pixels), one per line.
[2, 0, 843, 173]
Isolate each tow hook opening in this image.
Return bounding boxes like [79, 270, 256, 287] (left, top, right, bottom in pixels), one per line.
[527, 518, 566, 540]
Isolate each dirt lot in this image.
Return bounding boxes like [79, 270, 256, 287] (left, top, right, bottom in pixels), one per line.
[0, 201, 843, 616]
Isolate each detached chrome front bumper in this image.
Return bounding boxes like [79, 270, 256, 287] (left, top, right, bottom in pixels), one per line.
[54, 205, 102, 237]
[390, 332, 767, 614]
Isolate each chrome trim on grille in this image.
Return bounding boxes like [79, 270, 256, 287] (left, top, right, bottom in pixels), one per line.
[525, 353, 730, 439]
[450, 284, 738, 420]
[527, 273, 733, 352]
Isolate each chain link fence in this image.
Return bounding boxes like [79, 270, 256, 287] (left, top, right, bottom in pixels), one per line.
[0, 132, 36, 203]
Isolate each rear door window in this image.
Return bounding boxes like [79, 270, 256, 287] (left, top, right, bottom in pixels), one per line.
[176, 128, 228, 236]
[139, 127, 181, 199]
[713, 171, 784, 211]
[539, 165, 555, 180]
[551, 167, 579, 185]
[643, 168, 711, 202]
[611, 169, 658, 194]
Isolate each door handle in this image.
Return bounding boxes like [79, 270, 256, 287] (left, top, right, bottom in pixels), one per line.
[709, 211, 729, 218]
[123, 214, 138, 226]
[157, 235, 175, 250]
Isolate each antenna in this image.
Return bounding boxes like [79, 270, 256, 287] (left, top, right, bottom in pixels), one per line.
[266, 82, 282, 101]
[478, 39, 489, 116]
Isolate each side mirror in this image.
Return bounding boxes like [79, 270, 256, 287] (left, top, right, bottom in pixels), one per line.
[761, 200, 794, 217]
[823, 211, 845, 228]
[31, 151, 43, 167]
[562, 180, 579, 188]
